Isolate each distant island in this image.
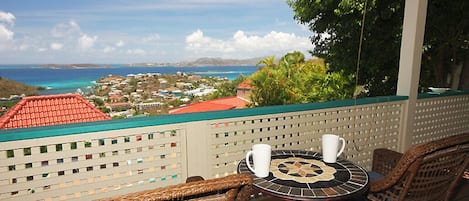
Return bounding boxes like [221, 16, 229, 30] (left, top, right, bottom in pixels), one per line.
[34, 57, 267, 69]
[37, 64, 112, 69]
[128, 57, 266, 67]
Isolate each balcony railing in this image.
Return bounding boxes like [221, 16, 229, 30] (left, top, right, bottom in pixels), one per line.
[1, 91, 468, 201]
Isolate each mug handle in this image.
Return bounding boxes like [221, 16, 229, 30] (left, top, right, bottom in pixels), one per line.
[245, 151, 255, 172]
[337, 137, 346, 157]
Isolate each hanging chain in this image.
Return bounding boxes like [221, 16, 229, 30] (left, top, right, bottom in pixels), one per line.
[352, 0, 369, 152]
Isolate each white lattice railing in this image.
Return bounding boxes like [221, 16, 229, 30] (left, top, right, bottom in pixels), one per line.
[205, 100, 404, 178]
[0, 125, 186, 201]
[412, 93, 469, 144]
[0, 92, 468, 201]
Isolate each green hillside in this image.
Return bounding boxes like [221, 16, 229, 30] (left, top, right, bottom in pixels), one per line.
[0, 77, 42, 98]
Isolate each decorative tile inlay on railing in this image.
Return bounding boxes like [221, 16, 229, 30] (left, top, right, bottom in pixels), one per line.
[208, 101, 404, 177]
[0, 126, 185, 201]
[413, 94, 469, 144]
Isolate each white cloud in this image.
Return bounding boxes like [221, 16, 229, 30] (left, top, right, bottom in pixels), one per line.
[185, 29, 311, 57]
[51, 20, 82, 38]
[103, 46, 115, 53]
[115, 40, 125, 47]
[19, 44, 29, 51]
[142, 34, 161, 42]
[50, 42, 64, 50]
[0, 11, 15, 25]
[0, 25, 14, 41]
[126, 48, 146, 55]
[78, 34, 98, 50]
[186, 29, 231, 52]
[0, 11, 15, 50]
[37, 48, 47, 52]
[51, 20, 101, 52]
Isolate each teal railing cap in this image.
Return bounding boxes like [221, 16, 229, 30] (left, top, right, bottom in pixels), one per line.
[0, 95, 408, 142]
[418, 89, 469, 99]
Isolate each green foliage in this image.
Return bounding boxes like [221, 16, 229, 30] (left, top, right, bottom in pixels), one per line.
[0, 100, 19, 108]
[128, 77, 138, 86]
[288, 0, 468, 94]
[167, 99, 184, 108]
[97, 106, 110, 113]
[249, 51, 354, 106]
[288, 0, 403, 96]
[421, 1, 468, 87]
[92, 98, 105, 106]
[207, 75, 247, 100]
[0, 77, 40, 98]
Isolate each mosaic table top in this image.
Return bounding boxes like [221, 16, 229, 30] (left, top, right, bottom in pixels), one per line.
[238, 150, 369, 200]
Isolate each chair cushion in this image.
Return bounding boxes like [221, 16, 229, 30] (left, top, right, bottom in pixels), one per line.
[368, 171, 384, 180]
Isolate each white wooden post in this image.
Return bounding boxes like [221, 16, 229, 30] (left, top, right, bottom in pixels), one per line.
[185, 121, 212, 179]
[396, 0, 428, 152]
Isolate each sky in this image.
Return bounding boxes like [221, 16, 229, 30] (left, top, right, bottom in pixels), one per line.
[0, 0, 314, 64]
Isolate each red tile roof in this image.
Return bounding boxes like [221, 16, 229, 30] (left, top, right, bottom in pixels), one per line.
[169, 96, 248, 114]
[236, 79, 252, 89]
[0, 94, 111, 130]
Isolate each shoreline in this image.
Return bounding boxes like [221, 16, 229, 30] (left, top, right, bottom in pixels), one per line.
[1, 66, 259, 95]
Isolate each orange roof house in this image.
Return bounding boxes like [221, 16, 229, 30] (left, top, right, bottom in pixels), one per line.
[169, 79, 255, 115]
[236, 79, 252, 90]
[109, 94, 123, 102]
[169, 96, 248, 114]
[236, 79, 252, 102]
[0, 94, 111, 130]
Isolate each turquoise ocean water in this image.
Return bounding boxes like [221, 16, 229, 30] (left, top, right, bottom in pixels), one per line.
[0, 65, 259, 95]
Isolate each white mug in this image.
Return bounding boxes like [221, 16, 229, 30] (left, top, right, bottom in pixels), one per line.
[245, 144, 271, 178]
[322, 134, 346, 163]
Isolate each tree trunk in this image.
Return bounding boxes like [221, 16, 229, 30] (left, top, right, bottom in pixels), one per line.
[450, 62, 462, 89]
[458, 58, 469, 90]
[434, 48, 446, 86]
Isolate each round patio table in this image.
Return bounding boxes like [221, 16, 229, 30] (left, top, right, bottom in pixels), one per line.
[237, 150, 369, 200]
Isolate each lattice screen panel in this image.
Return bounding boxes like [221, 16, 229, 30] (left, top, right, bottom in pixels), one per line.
[208, 100, 405, 177]
[413, 95, 469, 145]
[0, 126, 185, 201]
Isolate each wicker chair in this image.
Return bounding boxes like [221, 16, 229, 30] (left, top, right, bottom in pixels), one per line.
[97, 174, 253, 201]
[368, 133, 469, 201]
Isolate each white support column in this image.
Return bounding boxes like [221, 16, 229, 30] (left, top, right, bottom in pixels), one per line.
[396, 0, 428, 152]
[185, 121, 211, 179]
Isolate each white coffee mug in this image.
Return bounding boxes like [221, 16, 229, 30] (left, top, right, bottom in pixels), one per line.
[322, 134, 346, 163]
[245, 144, 271, 178]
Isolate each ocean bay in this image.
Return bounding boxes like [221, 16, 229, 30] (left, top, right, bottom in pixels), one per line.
[0, 65, 259, 95]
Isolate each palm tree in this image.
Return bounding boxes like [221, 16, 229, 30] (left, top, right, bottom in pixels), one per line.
[249, 52, 354, 106]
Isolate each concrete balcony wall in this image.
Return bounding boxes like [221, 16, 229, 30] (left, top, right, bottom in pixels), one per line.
[0, 92, 468, 201]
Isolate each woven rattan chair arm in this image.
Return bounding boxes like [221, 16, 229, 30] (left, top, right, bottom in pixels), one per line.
[370, 133, 469, 194]
[235, 184, 253, 201]
[98, 174, 253, 201]
[370, 147, 417, 193]
[369, 176, 399, 193]
[372, 148, 403, 175]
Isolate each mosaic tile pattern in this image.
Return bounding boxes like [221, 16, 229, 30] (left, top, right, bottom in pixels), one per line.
[238, 150, 369, 200]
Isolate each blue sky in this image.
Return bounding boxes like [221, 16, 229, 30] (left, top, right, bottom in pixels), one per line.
[0, 0, 313, 64]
